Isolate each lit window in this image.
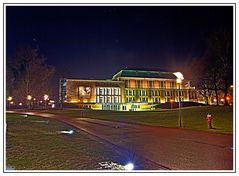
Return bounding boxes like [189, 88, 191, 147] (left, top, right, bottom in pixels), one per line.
[137, 80, 142, 88]
[107, 88, 111, 95]
[114, 96, 118, 103]
[114, 88, 118, 95]
[99, 88, 103, 95]
[107, 96, 111, 103]
[129, 90, 132, 96]
[99, 96, 103, 103]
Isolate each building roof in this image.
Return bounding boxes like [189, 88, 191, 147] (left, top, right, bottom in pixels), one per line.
[63, 78, 125, 87]
[112, 69, 177, 80]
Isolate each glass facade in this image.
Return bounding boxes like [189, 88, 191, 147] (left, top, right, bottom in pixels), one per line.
[96, 87, 121, 103]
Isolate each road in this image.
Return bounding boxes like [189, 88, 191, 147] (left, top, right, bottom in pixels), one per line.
[8, 111, 233, 170]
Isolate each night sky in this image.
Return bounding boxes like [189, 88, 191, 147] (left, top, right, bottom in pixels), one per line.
[6, 6, 233, 80]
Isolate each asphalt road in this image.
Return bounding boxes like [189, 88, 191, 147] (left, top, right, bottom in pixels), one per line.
[9, 111, 233, 170]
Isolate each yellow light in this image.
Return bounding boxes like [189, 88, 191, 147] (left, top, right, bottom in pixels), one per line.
[27, 95, 32, 100]
[10, 101, 14, 104]
[226, 96, 230, 101]
[221, 98, 225, 102]
[44, 94, 49, 101]
[213, 99, 217, 102]
[176, 78, 182, 84]
[170, 99, 174, 102]
[8, 96, 13, 101]
[33, 98, 36, 101]
[19, 103, 23, 106]
[70, 100, 78, 103]
[230, 85, 233, 88]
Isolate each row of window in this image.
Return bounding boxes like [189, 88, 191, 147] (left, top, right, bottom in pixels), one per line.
[96, 96, 121, 103]
[125, 80, 178, 88]
[96, 87, 120, 96]
[125, 97, 184, 103]
[125, 90, 185, 96]
[102, 104, 120, 111]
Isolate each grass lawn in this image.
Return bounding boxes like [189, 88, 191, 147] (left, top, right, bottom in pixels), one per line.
[47, 106, 233, 134]
[6, 113, 124, 170]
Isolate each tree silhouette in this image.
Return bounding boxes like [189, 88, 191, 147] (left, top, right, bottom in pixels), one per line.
[7, 47, 55, 106]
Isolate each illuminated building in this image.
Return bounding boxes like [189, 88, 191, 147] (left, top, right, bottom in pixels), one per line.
[59, 69, 197, 111]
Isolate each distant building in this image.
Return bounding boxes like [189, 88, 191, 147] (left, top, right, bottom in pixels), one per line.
[59, 69, 197, 111]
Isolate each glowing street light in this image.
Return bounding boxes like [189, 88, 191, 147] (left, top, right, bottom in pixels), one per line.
[27, 95, 32, 109]
[27, 95, 32, 100]
[44, 94, 49, 101]
[7, 96, 13, 109]
[44, 94, 49, 109]
[174, 72, 184, 128]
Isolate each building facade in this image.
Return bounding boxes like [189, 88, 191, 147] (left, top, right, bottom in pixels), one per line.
[59, 69, 197, 111]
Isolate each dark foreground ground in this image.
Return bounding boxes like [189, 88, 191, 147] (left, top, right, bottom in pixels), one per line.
[6, 113, 165, 170]
[6, 110, 233, 171]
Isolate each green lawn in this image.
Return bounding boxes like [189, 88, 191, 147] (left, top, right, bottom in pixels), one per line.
[47, 106, 233, 134]
[6, 113, 123, 170]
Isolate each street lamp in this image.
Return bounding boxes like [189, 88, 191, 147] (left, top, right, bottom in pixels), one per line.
[174, 72, 184, 128]
[44, 94, 49, 109]
[27, 95, 32, 109]
[176, 78, 182, 127]
[27, 95, 32, 100]
[7, 96, 13, 109]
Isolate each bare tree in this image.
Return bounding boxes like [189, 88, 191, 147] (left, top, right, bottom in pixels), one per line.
[209, 31, 233, 105]
[194, 31, 233, 106]
[7, 47, 55, 105]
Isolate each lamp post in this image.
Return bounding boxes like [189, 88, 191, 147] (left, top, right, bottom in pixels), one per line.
[44, 94, 49, 109]
[7, 96, 13, 109]
[27, 95, 32, 109]
[174, 72, 184, 128]
[176, 78, 182, 127]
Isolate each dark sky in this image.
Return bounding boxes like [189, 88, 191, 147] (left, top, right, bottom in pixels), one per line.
[6, 6, 233, 79]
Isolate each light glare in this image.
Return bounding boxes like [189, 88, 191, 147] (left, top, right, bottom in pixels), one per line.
[173, 72, 184, 80]
[27, 95, 32, 100]
[59, 130, 74, 134]
[124, 163, 134, 171]
[44, 94, 49, 101]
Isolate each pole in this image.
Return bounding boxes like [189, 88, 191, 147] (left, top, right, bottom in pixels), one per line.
[28, 100, 30, 109]
[179, 84, 182, 128]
